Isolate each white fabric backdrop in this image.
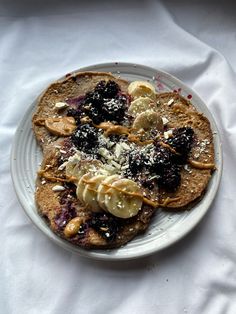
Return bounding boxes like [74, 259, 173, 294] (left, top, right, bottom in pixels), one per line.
[1, 0, 235, 313]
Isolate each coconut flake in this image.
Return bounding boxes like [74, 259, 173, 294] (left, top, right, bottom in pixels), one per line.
[110, 160, 121, 169]
[114, 143, 123, 158]
[58, 161, 68, 171]
[162, 117, 169, 125]
[167, 99, 174, 106]
[121, 142, 130, 150]
[164, 130, 173, 139]
[52, 185, 65, 192]
[60, 149, 67, 154]
[54, 102, 68, 109]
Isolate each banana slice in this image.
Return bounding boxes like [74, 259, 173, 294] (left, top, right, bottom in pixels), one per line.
[132, 110, 163, 132]
[83, 175, 107, 212]
[128, 97, 157, 117]
[128, 81, 156, 100]
[105, 178, 143, 219]
[76, 173, 93, 203]
[66, 159, 103, 182]
[97, 175, 120, 212]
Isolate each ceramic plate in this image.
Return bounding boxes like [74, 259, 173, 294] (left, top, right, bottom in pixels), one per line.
[11, 62, 222, 260]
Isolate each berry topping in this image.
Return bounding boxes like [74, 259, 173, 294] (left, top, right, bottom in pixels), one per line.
[54, 206, 76, 229]
[102, 95, 127, 123]
[128, 152, 146, 175]
[95, 80, 120, 98]
[158, 165, 181, 191]
[84, 91, 104, 107]
[89, 212, 119, 241]
[66, 108, 82, 124]
[167, 127, 194, 156]
[151, 144, 173, 174]
[66, 95, 85, 106]
[83, 105, 102, 125]
[66, 80, 127, 124]
[140, 179, 155, 190]
[71, 124, 99, 153]
[94, 80, 106, 94]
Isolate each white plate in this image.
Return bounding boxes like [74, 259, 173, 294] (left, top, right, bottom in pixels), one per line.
[11, 62, 222, 261]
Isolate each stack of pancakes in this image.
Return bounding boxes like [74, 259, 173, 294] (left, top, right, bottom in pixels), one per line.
[32, 72, 214, 249]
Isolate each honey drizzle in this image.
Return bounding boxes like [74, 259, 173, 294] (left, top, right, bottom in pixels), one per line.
[188, 159, 215, 170]
[127, 134, 153, 146]
[34, 119, 46, 126]
[159, 141, 180, 155]
[95, 122, 215, 169]
[38, 171, 77, 183]
[95, 122, 130, 136]
[101, 183, 144, 199]
[94, 122, 152, 146]
[38, 171, 181, 208]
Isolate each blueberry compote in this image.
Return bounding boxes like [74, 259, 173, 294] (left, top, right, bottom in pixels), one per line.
[55, 183, 77, 229]
[55, 204, 76, 230]
[88, 212, 120, 242]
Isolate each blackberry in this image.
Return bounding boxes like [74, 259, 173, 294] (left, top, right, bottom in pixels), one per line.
[167, 127, 194, 156]
[128, 152, 146, 175]
[95, 80, 120, 98]
[71, 124, 98, 153]
[89, 213, 119, 242]
[84, 106, 103, 124]
[82, 90, 104, 124]
[158, 165, 181, 191]
[83, 91, 103, 107]
[102, 95, 127, 123]
[141, 179, 155, 190]
[94, 80, 106, 94]
[66, 108, 82, 124]
[151, 144, 173, 174]
[81, 81, 126, 123]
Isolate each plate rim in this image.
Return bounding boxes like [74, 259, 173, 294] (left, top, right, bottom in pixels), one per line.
[11, 62, 223, 261]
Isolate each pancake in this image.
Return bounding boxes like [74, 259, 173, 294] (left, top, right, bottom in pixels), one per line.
[32, 72, 129, 150]
[35, 139, 155, 249]
[155, 93, 214, 209]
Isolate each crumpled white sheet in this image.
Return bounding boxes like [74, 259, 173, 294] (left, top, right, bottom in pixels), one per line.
[1, 0, 235, 313]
